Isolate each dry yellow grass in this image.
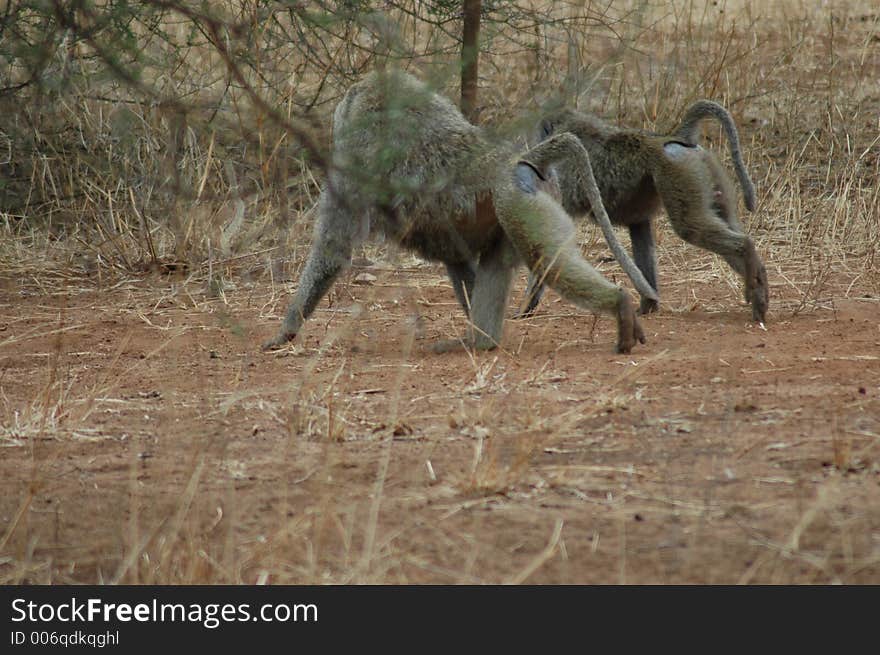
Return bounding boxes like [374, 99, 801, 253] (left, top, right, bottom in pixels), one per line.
[0, 1, 878, 585]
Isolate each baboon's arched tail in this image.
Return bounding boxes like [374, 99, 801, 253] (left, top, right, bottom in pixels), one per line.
[675, 100, 757, 212]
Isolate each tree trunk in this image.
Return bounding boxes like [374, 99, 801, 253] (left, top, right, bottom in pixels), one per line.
[460, 0, 481, 123]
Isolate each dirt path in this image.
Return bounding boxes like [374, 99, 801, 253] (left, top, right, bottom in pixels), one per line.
[1, 257, 878, 584]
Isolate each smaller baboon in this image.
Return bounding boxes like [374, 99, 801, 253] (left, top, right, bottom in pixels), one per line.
[520, 101, 768, 323]
[263, 70, 653, 355]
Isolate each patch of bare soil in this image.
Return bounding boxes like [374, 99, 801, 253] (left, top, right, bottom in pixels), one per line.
[1, 253, 879, 584]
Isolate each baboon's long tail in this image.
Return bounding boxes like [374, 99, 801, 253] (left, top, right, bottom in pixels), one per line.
[519, 133, 659, 303]
[675, 100, 757, 212]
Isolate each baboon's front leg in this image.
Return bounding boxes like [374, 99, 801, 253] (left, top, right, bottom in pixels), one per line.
[263, 192, 358, 350]
[628, 220, 659, 314]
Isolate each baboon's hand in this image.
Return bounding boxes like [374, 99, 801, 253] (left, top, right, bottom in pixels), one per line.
[262, 331, 296, 351]
[639, 297, 660, 315]
[615, 292, 647, 354]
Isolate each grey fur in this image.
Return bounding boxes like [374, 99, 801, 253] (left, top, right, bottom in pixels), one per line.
[519, 132, 659, 304]
[264, 70, 646, 354]
[521, 101, 768, 323]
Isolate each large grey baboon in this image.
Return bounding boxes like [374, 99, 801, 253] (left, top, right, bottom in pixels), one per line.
[263, 70, 656, 354]
[520, 102, 768, 323]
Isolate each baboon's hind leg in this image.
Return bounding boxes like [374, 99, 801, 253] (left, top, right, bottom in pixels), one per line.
[669, 212, 768, 323]
[501, 163, 645, 353]
[628, 220, 660, 314]
[263, 191, 360, 350]
[659, 145, 767, 323]
[704, 157, 767, 316]
[729, 237, 768, 323]
[433, 238, 515, 353]
[544, 247, 646, 354]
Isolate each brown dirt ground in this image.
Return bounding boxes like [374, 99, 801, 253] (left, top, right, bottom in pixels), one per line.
[1, 246, 879, 584]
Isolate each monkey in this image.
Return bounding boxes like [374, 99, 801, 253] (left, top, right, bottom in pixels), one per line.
[262, 69, 656, 355]
[518, 101, 768, 324]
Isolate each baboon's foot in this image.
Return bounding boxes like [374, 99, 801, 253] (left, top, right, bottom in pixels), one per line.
[639, 297, 660, 315]
[513, 307, 537, 320]
[748, 263, 768, 323]
[743, 240, 769, 323]
[262, 330, 296, 351]
[615, 292, 647, 354]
